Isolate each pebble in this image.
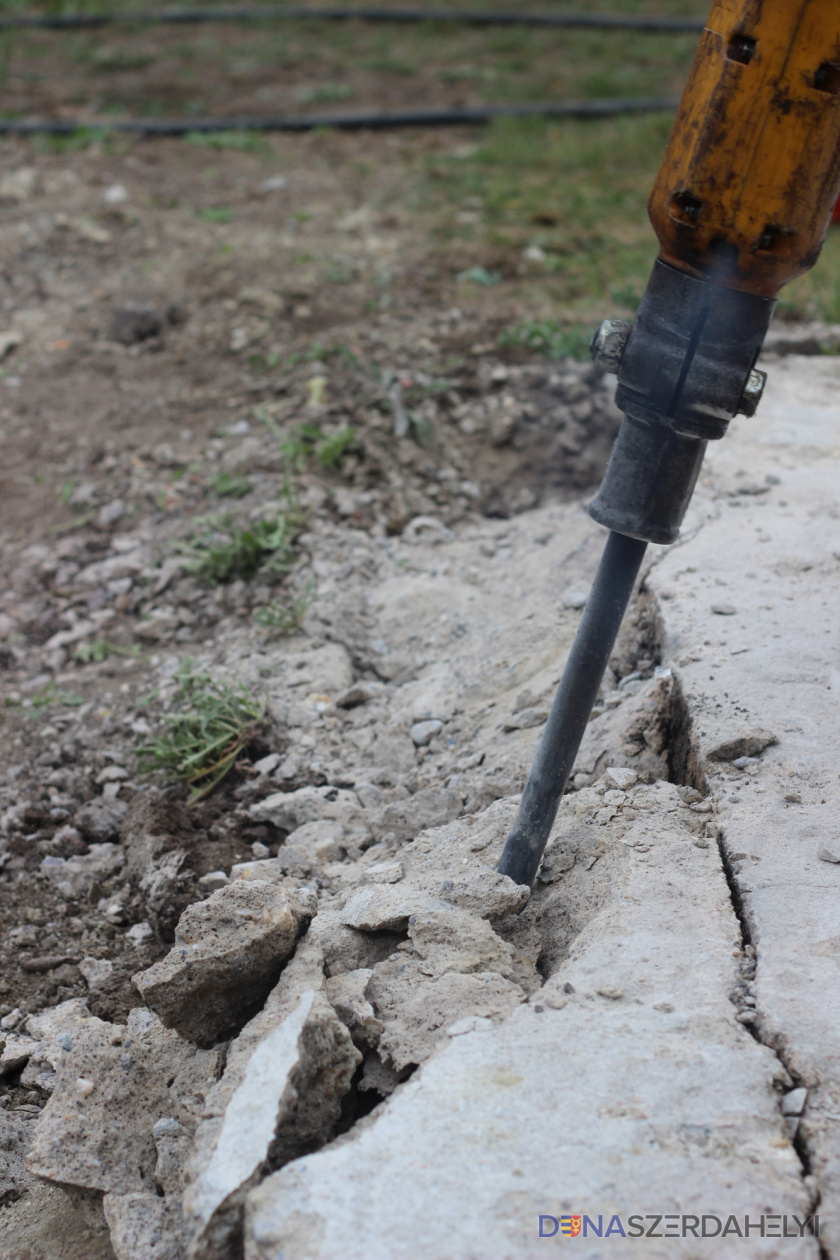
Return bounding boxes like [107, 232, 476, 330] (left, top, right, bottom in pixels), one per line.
[125, 921, 154, 947]
[410, 719, 443, 747]
[597, 986, 624, 1000]
[198, 871, 230, 892]
[781, 1087, 807, 1116]
[103, 183, 128, 204]
[251, 841, 271, 860]
[604, 767, 637, 791]
[253, 753, 281, 776]
[561, 589, 588, 610]
[711, 603, 737, 616]
[817, 839, 840, 863]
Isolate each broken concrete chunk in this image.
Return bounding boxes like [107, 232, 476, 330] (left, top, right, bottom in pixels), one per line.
[249, 785, 366, 835]
[79, 956, 115, 991]
[368, 958, 524, 1072]
[706, 728, 778, 762]
[410, 719, 443, 747]
[341, 885, 436, 932]
[604, 766, 638, 791]
[0, 1033, 38, 1076]
[0, 1112, 35, 1207]
[408, 905, 515, 980]
[139, 848, 197, 945]
[40, 843, 124, 899]
[103, 1190, 187, 1260]
[371, 786, 462, 842]
[324, 969, 383, 1049]
[433, 866, 529, 921]
[229, 857, 286, 884]
[283, 819, 345, 863]
[153, 1116, 193, 1197]
[132, 881, 310, 1045]
[183, 939, 360, 1260]
[27, 1009, 222, 1195]
[363, 860, 403, 884]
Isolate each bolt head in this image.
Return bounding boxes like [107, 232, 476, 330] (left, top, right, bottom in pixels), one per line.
[590, 319, 631, 373]
[738, 367, 767, 417]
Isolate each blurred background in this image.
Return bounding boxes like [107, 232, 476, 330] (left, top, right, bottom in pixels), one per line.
[3, 0, 840, 344]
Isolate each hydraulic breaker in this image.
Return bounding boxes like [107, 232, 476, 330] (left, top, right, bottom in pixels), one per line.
[498, 0, 840, 887]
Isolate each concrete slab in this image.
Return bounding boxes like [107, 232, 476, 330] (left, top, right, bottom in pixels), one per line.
[242, 355, 840, 1260]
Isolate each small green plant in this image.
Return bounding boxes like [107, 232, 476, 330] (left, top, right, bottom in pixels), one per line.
[297, 83, 354, 105]
[185, 130, 268, 155]
[201, 206, 235, 225]
[74, 640, 145, 664]
[456, 266, 501, 287]
[315, 426, 358, 469]
[499, 319, 593, 362]
[254, 582, 314, 636]
[211, 471, 252, 499]
[180, 500, 303, 584]
[137, 664, 265, 803]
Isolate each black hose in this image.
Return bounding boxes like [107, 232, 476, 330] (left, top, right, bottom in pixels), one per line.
[0, 8, 706, 33]
[0, 96, 679, 135]
[496, 529, 648, 888]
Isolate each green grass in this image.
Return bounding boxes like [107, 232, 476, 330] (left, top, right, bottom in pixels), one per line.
[180, 500, 303, 584]
[201, 206, 235, 224]
[137, 663, 264, 803]
[499, 319, 594, 361]
[74, 639, 145, 664]
[211, 471, 252, 499]
[254, 583, 314, 636]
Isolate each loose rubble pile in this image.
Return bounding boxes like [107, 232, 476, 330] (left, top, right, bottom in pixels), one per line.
[0, 465, 691, 1258]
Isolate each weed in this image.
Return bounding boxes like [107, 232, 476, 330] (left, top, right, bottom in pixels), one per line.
[297, 83, 354, 106]
[211, 471, 252, 499]
[456, 266, 501, 287]
[201, 206, 235, 225]
[185, 129, 268, 155]
[315, 425, 358, 469]
[74, 640, 145, 665]
[137, 664, 265, 803]
[254, 582, 314, 636]
[499, 319, 594, 362]
[180, 500, 303, 584]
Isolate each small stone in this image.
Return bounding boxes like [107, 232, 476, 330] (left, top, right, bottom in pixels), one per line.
[95, 765, 129, 785]
[103, 183, 128, 204]
[76, 1078, 95, 1098]
[0, 1011, 22, 1032]
[711, 603, 737, 616]
[125, 921, 154, 947]
[96, 500, 125, 529]
[251, 841, 271, 860]
[781, 1087, 807, 1116]
[363, 861, 404, 885]
[252, 753, 281, 776]
[503, 708, 548, 732]
[561, 590, 588, 610]
[604, 767, 637, 791]
[79, 957, 115, 991]
[410, 719, 443, 747]
[336, 682, 382, 709]
[817, 839, 840, 863]
[597, 986, 624, 1000]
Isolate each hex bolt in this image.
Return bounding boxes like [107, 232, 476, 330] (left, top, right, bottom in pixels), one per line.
[737, 367, 768, 416]
[590, 318, 632, 373]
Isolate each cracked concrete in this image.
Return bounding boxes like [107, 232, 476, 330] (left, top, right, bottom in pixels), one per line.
[241, 355, 840, 1258]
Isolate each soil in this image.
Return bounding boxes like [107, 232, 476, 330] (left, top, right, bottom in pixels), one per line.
[0, 125, 623, 1115]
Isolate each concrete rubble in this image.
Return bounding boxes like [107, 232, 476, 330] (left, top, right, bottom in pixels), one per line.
[2, 356, 840, 1257]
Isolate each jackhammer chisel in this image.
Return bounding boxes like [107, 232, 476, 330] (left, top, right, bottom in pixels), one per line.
[498, 0, 840, 887]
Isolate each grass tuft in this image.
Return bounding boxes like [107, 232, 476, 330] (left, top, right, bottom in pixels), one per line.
[180, 501, 303, 584]
[138, 664, 264, 803]
[499, 319, 594, 361]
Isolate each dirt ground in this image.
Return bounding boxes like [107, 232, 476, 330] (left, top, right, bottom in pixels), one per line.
[0, 123, 629, 1110]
